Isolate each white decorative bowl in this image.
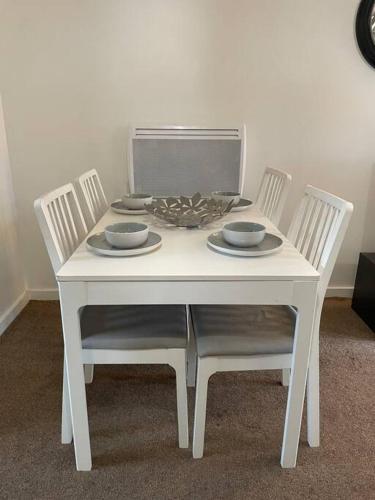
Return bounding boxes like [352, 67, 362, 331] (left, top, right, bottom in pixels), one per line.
[222, 222, 266, 247]
[104, 222, 149, 249]
[122, 193, 153, 210]
[211, 191, 241, 205]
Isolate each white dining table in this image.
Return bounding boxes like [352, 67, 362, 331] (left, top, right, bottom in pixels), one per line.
[56, 205, 319, 471]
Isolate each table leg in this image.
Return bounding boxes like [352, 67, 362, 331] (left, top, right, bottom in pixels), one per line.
[186, 307, 197, 388]
[58, 282, 92, 471]
[281, 281, 318, 468]
[61, 355, 73, 444]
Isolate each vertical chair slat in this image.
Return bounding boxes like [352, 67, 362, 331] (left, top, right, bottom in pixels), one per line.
[76, 169, 108, 229]
[64, 192, 79, 244]
[300, 197, 320, 256]
[52, 199, 70, 260]
[288, 193, 308, 245]
[90, 177, 101, 213]
[60, 195, 75, 255]
[310, 202, 330, 268]
[48, 203, 64, 258]
[269, 177, 282, 218]
[303, 199, 323, 263]
[295, 195, 315, 251]
[316, 207, 339, 270]
[255, 167, 292, 226]
[86, 178, 97, 213]
[313, 206, 335, 269]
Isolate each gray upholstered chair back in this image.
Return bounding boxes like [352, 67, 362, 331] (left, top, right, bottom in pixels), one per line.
[128, 126, 246, 197]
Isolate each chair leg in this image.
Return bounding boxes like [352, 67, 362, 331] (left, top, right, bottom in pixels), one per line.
[174, 351, 189, 448]
[307, 318, 320, 447]
[84, 364, 94, 384]
[187, 352, 197, 388]
[193, 358, 211, 458]
[187, 322, 197, 388]
[61, 357, 73, 444]
[282, 368, 290, 386]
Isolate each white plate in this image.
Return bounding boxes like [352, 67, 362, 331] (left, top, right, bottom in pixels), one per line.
[231, 198, 253, 212]
[111, 200, 148, 215]
[87, 231, 161, 256]
[207, 231, 283, 257]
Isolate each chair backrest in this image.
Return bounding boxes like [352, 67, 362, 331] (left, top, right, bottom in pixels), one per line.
[34, 183, 88, 274]
[128, 125, 246, 197]
[287, 185, 353, 297]
[255, 167, 292, 226]
[76, 169, 108, 228]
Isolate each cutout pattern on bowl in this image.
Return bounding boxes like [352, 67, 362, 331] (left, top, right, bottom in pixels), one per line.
[144, 192, 233, 227]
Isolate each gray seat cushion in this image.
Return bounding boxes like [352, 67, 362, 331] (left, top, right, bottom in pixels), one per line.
[190, 305, 295, 357]
[81, 305, 187, 350]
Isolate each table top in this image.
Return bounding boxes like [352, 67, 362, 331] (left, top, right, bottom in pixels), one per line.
[56, 204, 319, 282]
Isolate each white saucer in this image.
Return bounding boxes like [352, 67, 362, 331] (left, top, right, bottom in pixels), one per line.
[87, 231, 161, 256]
[207, 231, 283, 257]
[111, 200, 148, 215]
[231, 198, 253, 212]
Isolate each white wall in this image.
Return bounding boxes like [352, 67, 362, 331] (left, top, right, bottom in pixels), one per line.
[0, 94, 27, 333]
[0, 0, 374, 293]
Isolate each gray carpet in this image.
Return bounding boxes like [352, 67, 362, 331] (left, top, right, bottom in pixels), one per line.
[0, 299, 375, 499]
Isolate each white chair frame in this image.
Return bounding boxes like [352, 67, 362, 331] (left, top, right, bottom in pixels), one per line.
[76, 169, 108, 229]
[128, 125, 247, 196]
[35, 184, 189, 453]
[255, 167, 292, 226]
[191, 185, 353, 458]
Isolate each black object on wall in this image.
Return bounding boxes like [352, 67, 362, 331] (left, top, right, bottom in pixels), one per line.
[352, 253, 375, 332]
[356, 0, 375, 69]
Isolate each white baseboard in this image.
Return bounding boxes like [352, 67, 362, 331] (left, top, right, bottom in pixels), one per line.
[27, 285, 354, 301]
[28, 288, 59, 300]
[0, 290, 29, 336]
[326, 286, 353, 298]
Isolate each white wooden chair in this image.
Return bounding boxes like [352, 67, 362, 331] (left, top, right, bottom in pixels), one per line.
[255, 167, 292, 226]
[34, 183, 189, 452]
[190, 185, 353, 458]
[128, 125, 247, 196]
[76, 169, 108, 229]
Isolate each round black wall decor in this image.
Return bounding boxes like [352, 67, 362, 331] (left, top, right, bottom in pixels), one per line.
[356, 0, 375, 68]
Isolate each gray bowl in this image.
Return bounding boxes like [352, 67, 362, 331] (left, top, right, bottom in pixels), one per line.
[104, 222, 149, 249]
[211, 191, 241, 205]
[223, 221, 266, 247]
[122, 193, 153, 210]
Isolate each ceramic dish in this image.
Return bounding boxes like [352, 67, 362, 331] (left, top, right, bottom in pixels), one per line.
[207, 231, 283, 257]
[122, 193, 153, 210]
[111, 200, 148, 215]
[230, 198, 253, 212]
[223, 222, 266, 247]
[104, 222, 149, 248]
[87, 231, 162, 256]
[211, 191, 241, 205]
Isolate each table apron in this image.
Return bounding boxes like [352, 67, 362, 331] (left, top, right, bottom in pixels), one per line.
[84, 280, 303, 306]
